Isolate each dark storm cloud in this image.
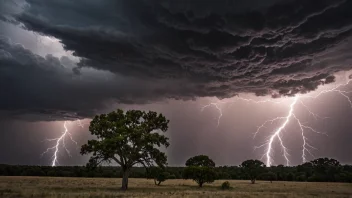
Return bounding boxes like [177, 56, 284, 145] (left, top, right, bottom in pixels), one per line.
[2, 0, 352, 119]
[10, 0, 352, 97]
[0, 36, 205, 120]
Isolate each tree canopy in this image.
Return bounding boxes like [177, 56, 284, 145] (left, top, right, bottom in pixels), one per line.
[241, 159, 266, 184]
[183, 155, 217, 187]
[309, 158, 341, 182]
[80, 109, 170, 190]
[185, 155, 216, 167]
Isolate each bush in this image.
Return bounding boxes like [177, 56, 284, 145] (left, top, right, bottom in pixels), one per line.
[221, 181, 231, 190]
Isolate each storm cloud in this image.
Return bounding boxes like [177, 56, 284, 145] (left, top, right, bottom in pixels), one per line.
[1, 0, 352, 119]
[0, 35, 205, 120]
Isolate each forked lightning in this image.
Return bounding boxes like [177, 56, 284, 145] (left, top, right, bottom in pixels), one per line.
[202, 79, 352, 167]
[41, 120, 82, 166]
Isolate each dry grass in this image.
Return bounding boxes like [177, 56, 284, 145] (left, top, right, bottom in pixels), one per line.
[0, 176, 351, 197]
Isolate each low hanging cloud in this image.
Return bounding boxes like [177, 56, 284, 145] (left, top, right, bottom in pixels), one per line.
[0, 36, 202, 120]
[1, 0, 352, 120]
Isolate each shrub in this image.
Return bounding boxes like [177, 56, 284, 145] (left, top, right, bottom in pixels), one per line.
[221, 181, 231, 190]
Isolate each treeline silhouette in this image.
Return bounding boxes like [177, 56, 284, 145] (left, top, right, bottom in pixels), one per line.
[0, 158, 351, 183]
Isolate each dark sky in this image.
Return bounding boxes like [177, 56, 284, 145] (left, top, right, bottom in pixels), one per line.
[1, 0, 352, 166]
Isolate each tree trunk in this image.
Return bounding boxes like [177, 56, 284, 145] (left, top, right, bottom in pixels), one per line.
[251, 179, 256, 184]
[199, 182, 204, 187]
[121, 169, 130, 191]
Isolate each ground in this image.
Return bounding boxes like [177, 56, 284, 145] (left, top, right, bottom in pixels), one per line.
[0, 177, 351, 198]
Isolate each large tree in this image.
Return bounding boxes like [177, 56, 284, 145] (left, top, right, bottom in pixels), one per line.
[183, 155, 217, 187]
[80, 109, 170, 190]
[241, 159, 265, 184]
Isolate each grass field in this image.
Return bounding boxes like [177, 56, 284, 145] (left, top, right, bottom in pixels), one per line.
[0, 176, 351, 198]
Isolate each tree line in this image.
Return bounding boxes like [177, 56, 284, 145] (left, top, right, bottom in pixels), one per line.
[1, 157, 351, 183]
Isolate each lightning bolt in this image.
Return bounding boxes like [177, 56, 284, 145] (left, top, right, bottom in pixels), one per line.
[77, 119, 84, 128]
[202, 78, 352, 167]
[264, 96, 298, 167]
[41, 120, 82, 166]
[201, 102, 223, 127]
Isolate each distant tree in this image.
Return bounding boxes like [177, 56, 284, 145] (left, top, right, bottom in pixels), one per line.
[310, 158, 341, 182]
[150, 167, 170, 185]
[80, 109, 170, 190]
[341, 165, 352, 183]
[297, 162, 313, 179]
[343, 165, 352, 172]
[274, 164, 288, 181]
[183, 155, 217, 187]
[295, 173, 307, 182]
[186, 155, 216, 167]
[311, 158, 340, 172]
[335, 171, 352, 182]
[285, 172, 293, 181]
[241, 159, 265, 184]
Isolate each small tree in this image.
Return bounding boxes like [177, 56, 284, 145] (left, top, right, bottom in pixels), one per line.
[150, 167, 170, 185]
[80, 109, 170, 190]
[241, 159, 265, 184]
[183, 155, 216, 187]
[221, 181, 231, 190]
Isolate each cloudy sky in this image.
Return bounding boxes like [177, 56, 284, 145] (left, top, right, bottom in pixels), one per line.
[1, 0, 352, 166]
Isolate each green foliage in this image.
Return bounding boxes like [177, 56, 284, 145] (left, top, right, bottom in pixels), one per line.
[221, 181, 231, 190]
[183, 166, 217, 187]
[335, 172, 352, 182]
[150, 167, 170, 185]
[295, 173, 306, 182]
[286, 172, 294, 181]
[309, 158, 342, 182]
[183, 155, 217, 187]
[297, 162, 313, 179]
[80, 109, 170, 190]
[241, 159, 265, 184]
[185, 155, 216, 167]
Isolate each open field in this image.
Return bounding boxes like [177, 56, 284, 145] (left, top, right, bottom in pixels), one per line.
[0, 176, 351, 198]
